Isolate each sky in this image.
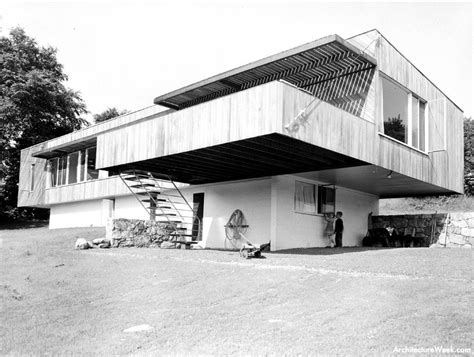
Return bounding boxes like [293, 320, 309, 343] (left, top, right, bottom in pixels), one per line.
[1, 1, 472, 121]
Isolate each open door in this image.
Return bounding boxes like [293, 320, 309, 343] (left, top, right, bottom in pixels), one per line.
[192, 193, 204, 241]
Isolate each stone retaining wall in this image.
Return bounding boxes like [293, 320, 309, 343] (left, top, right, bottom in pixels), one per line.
[372, 212, 474, 248]
[464, 119, 473, 195]
[105, 218, 174, 248]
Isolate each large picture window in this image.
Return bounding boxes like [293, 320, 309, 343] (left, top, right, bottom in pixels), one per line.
[382, 76, 408, 143]
[382, 75, 427, 151]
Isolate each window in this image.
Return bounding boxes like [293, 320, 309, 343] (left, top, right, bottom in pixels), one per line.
[295, 182, 337, 215]
[419, 102, 426, 151]
[47, 146, 100, 187]
[30, 164, 35, 191]
[68, 152, 79, 184]
[58, 156, 67, 186]
[382, 75, 428, 151]
[412, 97, 426, 151]
[49, 158, 58, 187]
[318, 185, 335, 214]
[86, 147, 99, 180]
[382, 76, 408, 143]
[79, 150, 86, 182]
[295, 181, 316, 213]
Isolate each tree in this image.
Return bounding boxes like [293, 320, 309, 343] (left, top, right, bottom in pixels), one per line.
[384, 114, 406, 142]
[93, 107, 129, 123]
[0, 27, 88, 221]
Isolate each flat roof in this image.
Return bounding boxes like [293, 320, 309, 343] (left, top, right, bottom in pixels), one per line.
[154, 34, 377, 110]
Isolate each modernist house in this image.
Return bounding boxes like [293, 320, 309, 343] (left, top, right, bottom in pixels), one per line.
[18, 29, 464, 250]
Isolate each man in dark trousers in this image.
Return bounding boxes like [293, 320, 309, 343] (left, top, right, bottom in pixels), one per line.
[334, 211, 344, 247]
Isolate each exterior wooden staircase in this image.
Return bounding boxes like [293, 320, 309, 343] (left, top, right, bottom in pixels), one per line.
[119, 169, 201, 244]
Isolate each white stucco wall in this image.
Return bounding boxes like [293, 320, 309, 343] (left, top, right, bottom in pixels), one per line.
[271, 175, 379, 250]
[48, 174, 378, 250]
[49, 199, 109, 229]
[179, 178, 272, 250]
[114, 195, 148, 220]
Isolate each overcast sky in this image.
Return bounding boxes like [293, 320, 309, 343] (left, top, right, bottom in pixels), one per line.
[1, 1, 472, 120]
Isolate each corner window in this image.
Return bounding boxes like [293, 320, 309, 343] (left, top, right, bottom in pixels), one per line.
[382, 76, 408, 143]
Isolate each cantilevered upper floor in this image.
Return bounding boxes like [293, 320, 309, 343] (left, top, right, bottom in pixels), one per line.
[18, 30, 464, 208]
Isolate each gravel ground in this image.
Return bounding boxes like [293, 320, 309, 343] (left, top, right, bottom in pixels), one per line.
[0, 226, 472, 355]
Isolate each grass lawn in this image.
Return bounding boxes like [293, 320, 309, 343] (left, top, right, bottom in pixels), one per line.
[0, 226, 472, 355]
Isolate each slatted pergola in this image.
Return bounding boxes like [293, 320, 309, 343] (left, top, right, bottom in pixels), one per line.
[154, 34, 377, 116]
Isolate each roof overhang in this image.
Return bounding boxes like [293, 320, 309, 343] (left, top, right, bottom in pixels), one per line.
[104, 133, 368, 184]
[32, 137, 97, 159]
[154, 34, 377, 110]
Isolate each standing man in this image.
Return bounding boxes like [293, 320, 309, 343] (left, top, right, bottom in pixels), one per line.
[335, 211, 344, 247]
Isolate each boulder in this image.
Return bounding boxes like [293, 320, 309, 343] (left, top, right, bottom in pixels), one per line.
[98, 241, 111, 249]
[160, 241, 176, 249]
[93, 238, 109, 245]
[449, 234, 467, 245]
[191, 243, 204, 250]
[75, 238, 89, 250]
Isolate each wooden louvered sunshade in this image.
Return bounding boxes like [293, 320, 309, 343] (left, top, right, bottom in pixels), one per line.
[154, 34, 377, 110]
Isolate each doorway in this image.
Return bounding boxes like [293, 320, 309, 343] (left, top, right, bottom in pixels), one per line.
[192, 193, 204, 241]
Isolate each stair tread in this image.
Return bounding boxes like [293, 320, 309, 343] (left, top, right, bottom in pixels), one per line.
[129, 183, 156, 188]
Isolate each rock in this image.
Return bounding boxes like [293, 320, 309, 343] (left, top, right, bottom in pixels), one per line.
[123, 324, 153, 333]
[452, 220, 467, 228]
[75, 238, 89, 250]
[467, 218, 474, 228]
[191, 243, 204, 250]
[461, 243, 472, 249]
[448, 234, 467, 245]
[160, 241, 176, 249]
[93, 238, 109, 245]
[438, 233, 447, 245]
[461, 228, 474, 238]
[98, 241, 111, 249]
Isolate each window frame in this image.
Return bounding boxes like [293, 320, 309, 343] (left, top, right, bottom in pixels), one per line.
[294, 181, 336, 216]
[317, 185, 336, 214]
[294, 181, 317, 215]
[30, 163, 35, 192]
[46, 146, 102, 188]
[380, 73, 429, 153]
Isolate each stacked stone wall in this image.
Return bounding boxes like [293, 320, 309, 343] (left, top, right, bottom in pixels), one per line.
[372, 212, 473, 248]
[464, 119, 473, 196]
[105, 218, 174, 248]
